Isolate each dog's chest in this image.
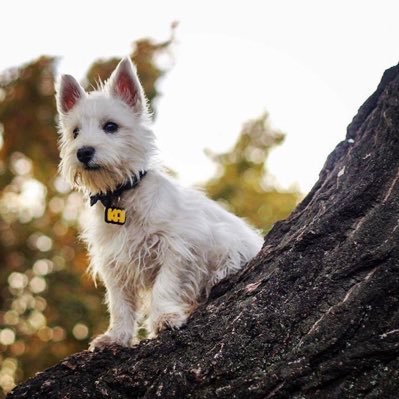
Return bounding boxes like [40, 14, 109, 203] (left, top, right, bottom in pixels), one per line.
[86, 204, 164, 285]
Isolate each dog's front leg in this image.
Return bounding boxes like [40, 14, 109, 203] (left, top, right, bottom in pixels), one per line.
[89, 278, 136, 350]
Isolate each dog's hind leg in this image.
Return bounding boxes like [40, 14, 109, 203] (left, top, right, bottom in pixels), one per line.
[147, 263, 194, 336]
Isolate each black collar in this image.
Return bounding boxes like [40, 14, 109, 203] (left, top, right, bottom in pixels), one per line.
[89, 170, 147, 207]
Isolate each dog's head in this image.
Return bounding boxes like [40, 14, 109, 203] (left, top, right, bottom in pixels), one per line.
[56, 57, 156, 194]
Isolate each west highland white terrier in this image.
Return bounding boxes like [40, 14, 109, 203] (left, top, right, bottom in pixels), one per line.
[55, 57, 263, 349]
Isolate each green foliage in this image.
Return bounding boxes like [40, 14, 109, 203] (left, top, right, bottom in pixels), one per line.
[0, 36, 173, 397]
[204, 113, 300, 233]
[0, 57, 58, 186]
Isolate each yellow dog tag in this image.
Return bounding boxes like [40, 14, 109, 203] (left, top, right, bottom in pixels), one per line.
[105, 207, 126, 225]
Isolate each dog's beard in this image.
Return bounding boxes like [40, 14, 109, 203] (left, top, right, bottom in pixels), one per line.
[71, 165, 128, 194]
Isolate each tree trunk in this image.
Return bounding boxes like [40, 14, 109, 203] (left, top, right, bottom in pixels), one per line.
[8, 65, 399, 399]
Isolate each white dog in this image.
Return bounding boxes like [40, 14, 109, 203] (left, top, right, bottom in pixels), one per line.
[56, 57, 263, 349]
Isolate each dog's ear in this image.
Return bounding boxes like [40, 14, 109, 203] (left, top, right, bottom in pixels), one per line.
[107, 57, 146, 114]
[56, 75, 85, 114]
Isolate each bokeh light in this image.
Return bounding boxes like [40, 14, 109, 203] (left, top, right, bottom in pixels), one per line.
[0, 330, 16, 346]
[29, 277, 46, 294]
[72, 324, 89, 340]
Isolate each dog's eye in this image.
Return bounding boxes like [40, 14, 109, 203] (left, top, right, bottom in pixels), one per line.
[73, 127, 79, 139]
[103, 121, 119, 134]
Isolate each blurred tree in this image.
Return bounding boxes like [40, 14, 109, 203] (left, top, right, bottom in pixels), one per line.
[86, 26, 176, 116]
[0, 32, 173, 397]
[204, 113, 300, 233]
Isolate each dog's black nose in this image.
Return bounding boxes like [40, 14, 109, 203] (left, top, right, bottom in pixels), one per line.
[77, 146, 95, 164]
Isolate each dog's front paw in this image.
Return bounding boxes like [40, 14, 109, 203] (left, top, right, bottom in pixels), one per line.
[89, 333, 114, 351]
[89, 330, 132, 351]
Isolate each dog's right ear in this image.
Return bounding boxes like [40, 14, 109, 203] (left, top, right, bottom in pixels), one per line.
[56, 75, 85, 114]
[107, 57, 146, 115]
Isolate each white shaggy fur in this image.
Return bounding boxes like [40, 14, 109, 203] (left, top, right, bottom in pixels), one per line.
[56, 58, 263, 349]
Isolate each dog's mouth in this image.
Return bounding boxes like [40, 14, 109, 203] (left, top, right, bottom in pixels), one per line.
[83, 164, 101, 171]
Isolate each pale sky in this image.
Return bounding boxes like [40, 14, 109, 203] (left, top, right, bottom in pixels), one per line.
[1, 0, 399, 193]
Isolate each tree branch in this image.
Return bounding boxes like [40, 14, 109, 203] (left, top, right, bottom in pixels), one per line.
[8, 64, 399, 399]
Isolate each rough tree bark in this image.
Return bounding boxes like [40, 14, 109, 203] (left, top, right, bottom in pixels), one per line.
[8, 65, 399, 399]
